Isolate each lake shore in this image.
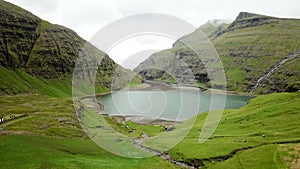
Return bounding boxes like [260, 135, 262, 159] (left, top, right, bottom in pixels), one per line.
[130, 81, 255, 97]
[80, 80, 253, 125]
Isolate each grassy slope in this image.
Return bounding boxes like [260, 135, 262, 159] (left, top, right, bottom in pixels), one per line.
[1, 89, 299, 168]
[0, 66, 112, 97]
[215, 18, 300, 93]
[0, 94, 178, 169]
[0, 66, 69, 97]
[207, 144, 286, 169]
[0, 135, 179, 169]
[139, 92, 300, 168]
[136, 14, 300, 94]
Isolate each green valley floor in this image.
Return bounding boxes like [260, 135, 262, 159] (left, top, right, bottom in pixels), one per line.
[0, 92, 299, 168]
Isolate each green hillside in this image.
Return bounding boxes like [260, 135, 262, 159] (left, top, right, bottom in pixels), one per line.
[135, 12, 300, 94]
[0, 0, 141, 97]
[140, 92, 300, 168]
[0, 1, 299, 168]
[0, 94, 178, 169]
[1, 83, 299, 168]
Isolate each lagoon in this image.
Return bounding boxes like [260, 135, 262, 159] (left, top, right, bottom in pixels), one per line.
[97, 82, 253, 121]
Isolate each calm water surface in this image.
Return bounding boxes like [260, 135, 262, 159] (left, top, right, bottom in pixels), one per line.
[98, 82, 253, 121]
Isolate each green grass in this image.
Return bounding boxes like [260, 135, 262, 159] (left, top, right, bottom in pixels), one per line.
[125, 121, 164, 137]
[279, 143, 300, 168]
[0, 66, 119, 97]
[207, 144, 286, 169]
[197, 82, 207, 88]
[124, 81, 146, 89]
[141, 92, 300, 168]
[214, 19, 300, 93]
[1, 89, 299, 168]
[0, 66, 70, 97]
[39, 20, 50, 30]
[137, 15, 300, 94]
[0, 134, 179, 169]
[0, 94, 179, 168]
[156, 76, 177, 84]
[0, 94, 84, 138]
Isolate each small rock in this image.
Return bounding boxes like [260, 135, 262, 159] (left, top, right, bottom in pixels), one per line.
[141, 133, 149, 138]
[115, 138, 123, 142]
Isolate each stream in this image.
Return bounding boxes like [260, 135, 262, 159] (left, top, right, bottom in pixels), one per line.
[249, 50, 300, 93]
[133, 137, 196, 169]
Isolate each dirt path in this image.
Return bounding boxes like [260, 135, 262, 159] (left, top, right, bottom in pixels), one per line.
[0, 115, 32, 128]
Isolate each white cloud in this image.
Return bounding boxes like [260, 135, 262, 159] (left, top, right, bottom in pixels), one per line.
[108, 35, 174, 69]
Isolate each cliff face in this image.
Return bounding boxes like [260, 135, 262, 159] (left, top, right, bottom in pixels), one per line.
[0, 0, 140, 95]
[226, 12, 277, 31]
[0, 1, 40, 68]
[135, 12, 300, 93]
[0, 0, 105, 78]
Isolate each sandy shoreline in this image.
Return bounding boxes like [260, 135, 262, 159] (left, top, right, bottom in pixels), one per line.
[110, 115, 181, 126]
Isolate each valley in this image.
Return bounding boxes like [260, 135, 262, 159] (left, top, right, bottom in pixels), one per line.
[0, 0, 299, 168]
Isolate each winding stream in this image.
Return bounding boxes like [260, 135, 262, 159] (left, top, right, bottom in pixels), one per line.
[134, 137, 196, 169]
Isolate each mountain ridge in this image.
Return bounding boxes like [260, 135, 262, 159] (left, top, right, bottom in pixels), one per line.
[135, 12, 300, 94]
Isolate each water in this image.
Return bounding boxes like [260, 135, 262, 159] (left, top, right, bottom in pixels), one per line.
[97, 88, 253, 121]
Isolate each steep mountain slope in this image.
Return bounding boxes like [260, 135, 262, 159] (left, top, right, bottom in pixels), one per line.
[135, 12, 300, 94]
[0, 0, 140, 96]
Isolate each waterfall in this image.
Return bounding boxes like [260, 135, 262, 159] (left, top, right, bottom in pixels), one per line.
[249, 50, 300, 93]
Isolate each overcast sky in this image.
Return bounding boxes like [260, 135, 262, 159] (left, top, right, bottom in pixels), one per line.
[5, 0, 300, 69]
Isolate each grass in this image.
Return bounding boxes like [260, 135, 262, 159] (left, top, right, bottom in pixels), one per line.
[141, 92, 300, 168]
[156, 76, 177, 84]
[279, 143, 300, 169]
[207, 144, 286, 169]
[0, 83, 299, 168]
[1, 6, 299, 167]
[0, 94, 179, 168]
[197, 82, 207, 88]
[39, 20, 50, 30]
[0, 66, 70, 97]
[214, 19, 300, 93]
[103, 116, 164, 138]
[137, 15, 300, 94]
[0, 66, 123, 97]
[125, 121, 164, 137]
[0, 135, 179, 169]
[124, 81, 147, 89]
[0, 94, 84, 138]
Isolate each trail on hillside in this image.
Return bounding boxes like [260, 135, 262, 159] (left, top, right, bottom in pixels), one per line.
[249, 50, 300, 93]
[0, 115, 32, 128]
